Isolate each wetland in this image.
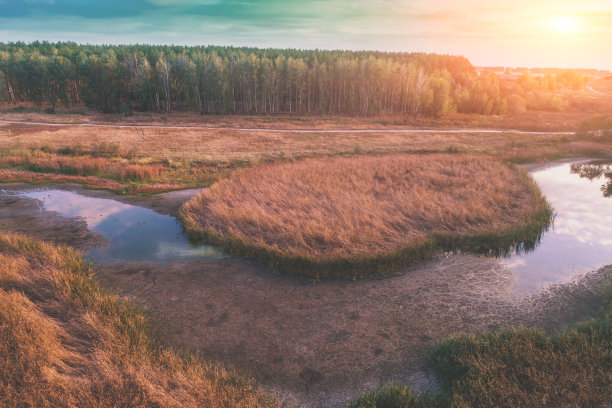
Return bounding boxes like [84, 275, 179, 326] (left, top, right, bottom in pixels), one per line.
[1, 158, 611, 407]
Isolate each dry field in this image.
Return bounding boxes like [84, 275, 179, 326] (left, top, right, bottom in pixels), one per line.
[181, 153, 551, 278]
[1, 110, 612, 193]
[0, 232, 280, 408]
[0, 116, 572, 164]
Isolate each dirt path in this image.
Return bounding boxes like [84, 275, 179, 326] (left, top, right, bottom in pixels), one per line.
[0, 119, 574, 135]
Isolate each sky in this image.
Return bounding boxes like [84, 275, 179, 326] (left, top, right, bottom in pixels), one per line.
[1, 0, 611, 70]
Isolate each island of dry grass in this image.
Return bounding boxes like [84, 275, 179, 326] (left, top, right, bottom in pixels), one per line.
[0, 232, 282, 408]
[181, 153, 552, 279]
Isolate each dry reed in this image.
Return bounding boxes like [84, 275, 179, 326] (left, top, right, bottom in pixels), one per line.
[0, 232, 281, 407]
[181, 153, 551, 278]
[0, 153, 164, 181]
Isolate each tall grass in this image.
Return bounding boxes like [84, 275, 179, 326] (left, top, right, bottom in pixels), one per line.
[0, 153, 164, 181]
[181, 154, 552, 279]
[0, 232, 282, 407]
[350, 281, 612, 407]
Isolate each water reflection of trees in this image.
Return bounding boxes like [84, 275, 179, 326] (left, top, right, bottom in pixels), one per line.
[570, 161, 612, 197]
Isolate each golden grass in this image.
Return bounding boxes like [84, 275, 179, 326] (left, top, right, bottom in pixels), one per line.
[0, 232, 282, 407]
[0, 153, 164, 181]
[181, 154, 551, 278]
[0, 114, 606, 165]
[1, 113, 611, 196]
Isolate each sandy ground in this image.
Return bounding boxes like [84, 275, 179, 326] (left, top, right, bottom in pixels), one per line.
[0, 182, 610, 407]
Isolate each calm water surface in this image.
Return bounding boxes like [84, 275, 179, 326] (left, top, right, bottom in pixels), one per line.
[19, 189, 224, 263]
[503, 160, 612, 293]
[5, 159, 612, 292]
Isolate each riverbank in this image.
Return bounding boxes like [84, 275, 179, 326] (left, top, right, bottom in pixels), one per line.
[1, 158, 611, 405]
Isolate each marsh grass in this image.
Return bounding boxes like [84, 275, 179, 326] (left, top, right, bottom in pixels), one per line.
[0, 232, 282, 407]
[0, 152, 164, 181]
[181, 154, 552, 279]
[350, 283, 612, 408]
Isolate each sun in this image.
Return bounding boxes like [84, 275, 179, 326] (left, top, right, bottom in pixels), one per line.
[549, 16, 579, 34]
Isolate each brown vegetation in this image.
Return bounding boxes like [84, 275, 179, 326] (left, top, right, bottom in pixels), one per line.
[1, 112, 612, 196]
[351, 290, 612, 408]
[0, 232, 281, 407]
[0, 169, 124, 190]
[181, 154, 551, 278]
[0, 153, 164, 180]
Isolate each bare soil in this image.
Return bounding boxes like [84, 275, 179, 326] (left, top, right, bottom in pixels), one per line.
[1, 183, 609, 407]
[95, 258, 610, 408]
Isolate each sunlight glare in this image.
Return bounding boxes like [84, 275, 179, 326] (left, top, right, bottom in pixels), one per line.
[549, 16, 579, 34]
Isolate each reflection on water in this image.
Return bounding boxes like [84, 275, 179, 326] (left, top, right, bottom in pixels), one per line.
[20, 189, 225, 263]
[570, 160, 612, 197]
[504, 160, 612, 293]
[5, 161, 612, 290]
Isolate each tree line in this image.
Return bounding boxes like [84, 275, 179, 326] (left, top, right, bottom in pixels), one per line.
[0, 42, 588, 117]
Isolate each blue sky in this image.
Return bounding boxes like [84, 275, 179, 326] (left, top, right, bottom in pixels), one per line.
[1, 0, 611, 69]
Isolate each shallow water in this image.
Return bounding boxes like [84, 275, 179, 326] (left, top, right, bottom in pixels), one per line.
[18, 189, 225, 263]
[503, 160, 612, 293]
[3, 159, 612, 290]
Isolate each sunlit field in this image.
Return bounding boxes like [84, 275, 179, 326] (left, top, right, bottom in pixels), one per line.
[1, 16, 612, 407]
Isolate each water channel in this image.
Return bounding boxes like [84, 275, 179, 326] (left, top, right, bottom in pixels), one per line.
[3, 159, 611, 294]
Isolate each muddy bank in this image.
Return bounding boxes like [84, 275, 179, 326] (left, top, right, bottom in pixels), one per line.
[0, 182, 201, 216]
[0, 189, 107, 249]
[96, 256, 611, 408]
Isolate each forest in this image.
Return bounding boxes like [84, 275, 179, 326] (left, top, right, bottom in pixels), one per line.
[0, 42, 589, 117]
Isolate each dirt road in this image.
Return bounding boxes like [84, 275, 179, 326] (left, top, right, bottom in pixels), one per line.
[0, 119, 574, 135]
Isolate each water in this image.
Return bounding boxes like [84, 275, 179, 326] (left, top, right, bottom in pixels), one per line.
[19, 189, 225, 263]
[503, 160, 612, 293]
[4, 159, 612, 290]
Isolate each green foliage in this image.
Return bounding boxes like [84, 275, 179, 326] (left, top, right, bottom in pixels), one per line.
[0, 42, 479, 116]
[56, 143, 84, 156]
[93, 142, 120, 157]
[0, 70, 7, 102]
[0, 41, 566, 117]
